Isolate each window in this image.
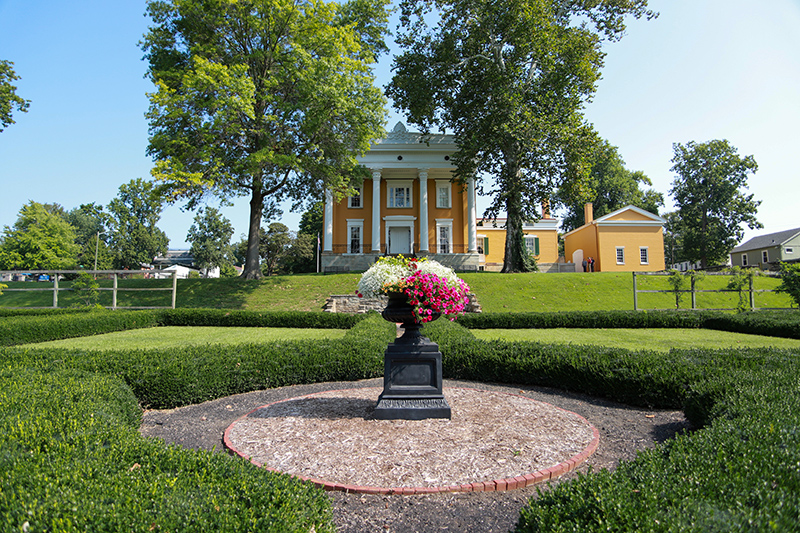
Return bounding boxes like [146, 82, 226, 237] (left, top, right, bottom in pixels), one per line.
[347, 187, 362, 208]
[616, 247, 625, 265]
[435, 180, 451, 208]
[436, 219, 453, 253]
[762, 250, 769, 263]
[524, 235, 540, 256]
[388, 180, 412, 208]
[640, 247, 649, 265]
[346, 220, 363, 254]
[477, 235, 487, 255]
[787, 247, 794, 254]
[742, 253, 748, 266]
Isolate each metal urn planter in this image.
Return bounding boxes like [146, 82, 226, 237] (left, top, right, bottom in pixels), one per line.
[373, 292, 452, 420]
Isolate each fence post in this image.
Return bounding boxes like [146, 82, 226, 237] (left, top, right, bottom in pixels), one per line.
[171, 270, 178, 309]
[749, 274, 755, 311]
[53, 273, 59, 309]
[112, 274, 118, 310]
[691, 274, 696, 309]
[632, 272, 638, 310]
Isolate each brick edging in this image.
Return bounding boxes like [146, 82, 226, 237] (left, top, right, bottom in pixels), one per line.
[223, 388, 600, 495]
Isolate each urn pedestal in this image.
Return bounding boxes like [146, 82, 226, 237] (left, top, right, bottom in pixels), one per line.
[373, 293, 452, 420]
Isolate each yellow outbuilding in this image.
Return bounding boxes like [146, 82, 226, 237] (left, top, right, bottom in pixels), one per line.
[563, 203, 665, 272]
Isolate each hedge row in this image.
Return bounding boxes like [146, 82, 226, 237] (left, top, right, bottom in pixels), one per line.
[0, 308, 367, 347]
[456, 309, 800, 339]
[422, 318, 800, 530]
[3, 310, 800, 530]
[1, 314, 394, 409]
[0, 365, 334, 532]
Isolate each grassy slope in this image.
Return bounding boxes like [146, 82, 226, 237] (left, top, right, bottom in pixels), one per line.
[1, 271, 793, 313]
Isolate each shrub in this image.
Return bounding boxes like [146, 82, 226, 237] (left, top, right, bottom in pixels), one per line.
[777, 261, 800, 308]
[0, 365, 334, 532]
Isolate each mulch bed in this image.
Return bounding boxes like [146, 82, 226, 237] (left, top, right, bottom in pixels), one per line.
[140, 378, 689, 532]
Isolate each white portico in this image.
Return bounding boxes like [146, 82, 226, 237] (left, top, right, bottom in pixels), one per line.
[322, 122, 480, 272]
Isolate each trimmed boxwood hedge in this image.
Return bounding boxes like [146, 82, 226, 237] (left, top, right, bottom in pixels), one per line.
[456, 309, 800, 339]
[2, 309, 800, 530]
[424, 316, 800, 531]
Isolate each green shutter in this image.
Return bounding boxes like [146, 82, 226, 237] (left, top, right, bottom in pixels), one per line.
[534, 237, 540, 256]
[484, 237, 489, 255]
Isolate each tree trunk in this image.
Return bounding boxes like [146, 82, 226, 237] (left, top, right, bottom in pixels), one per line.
[501, 146, 534, 273]
[242, 187, 264, 279]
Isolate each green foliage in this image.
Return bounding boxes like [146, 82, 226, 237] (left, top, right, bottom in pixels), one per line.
[557, 139, 663, 232]
[0, 201, 80, 270]
[70, 271, 100, 307]
[388, 0, 653, 271]
[143, 0, 388, 278]
[0, 58, 29, 132]
[0, 366, 334, 532]
[158, 308, 363, 329]
[65, 202, 113, 270]
[726, 266, 759, 312]
[186, 207, 234, 274]
[0, 310, 159, 346]
[260, 222, 291, 276]
[107, 178, 169, 269]
[3, 308, 800, 529]
[670, 139, 762, 268]
[776, 261, 800, 308]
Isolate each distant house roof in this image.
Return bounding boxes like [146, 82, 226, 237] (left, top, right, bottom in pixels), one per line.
[562, 205, 664, 238]
[731, 227, 800, 253]
[153, 250, 194, 267]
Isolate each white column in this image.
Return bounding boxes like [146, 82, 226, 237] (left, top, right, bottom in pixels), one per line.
[418, 169, 429, 252]
[371, 169, 382, 253]
[467, 176, 478, 252]
[323, 189, 333, 252]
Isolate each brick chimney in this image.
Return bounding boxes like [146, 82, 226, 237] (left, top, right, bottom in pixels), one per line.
[541, 199, 551, 219]
[584, 203, 594, 224]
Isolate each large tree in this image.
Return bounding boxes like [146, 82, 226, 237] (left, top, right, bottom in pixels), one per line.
[0, 60, 29, 133]
[66, 203, 114, 270]
[142, 0, 389, 279]
[107, 178, 170, 269]
[557, 139, 663, 232]
[186, 207, 234, 276]
[387, 0, 654, 272]
[670, 139, 761, 268]
[260, 222, 291, 276]
[0, 201, 79, 270]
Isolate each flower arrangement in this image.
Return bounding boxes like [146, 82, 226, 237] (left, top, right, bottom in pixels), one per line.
[357, 255, 470, 322]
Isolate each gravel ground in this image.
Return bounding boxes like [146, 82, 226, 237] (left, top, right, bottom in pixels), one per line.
[140, 378, 689, 533]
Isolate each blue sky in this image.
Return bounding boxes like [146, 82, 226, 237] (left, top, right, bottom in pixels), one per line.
[1, 0, 798, 249]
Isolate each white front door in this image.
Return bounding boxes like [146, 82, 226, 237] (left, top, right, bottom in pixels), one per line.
[389, 227, 411, 254]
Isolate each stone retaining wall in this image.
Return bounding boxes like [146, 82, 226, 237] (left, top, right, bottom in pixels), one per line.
[323, 293, 482, 314]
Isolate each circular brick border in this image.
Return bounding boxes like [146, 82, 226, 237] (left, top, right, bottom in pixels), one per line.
[223, 387, 600, 495]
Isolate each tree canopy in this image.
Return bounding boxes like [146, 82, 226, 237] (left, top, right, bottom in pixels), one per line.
[186, 207, 234, 275]
[556, 139, 663, 232]
[387, 0, 654, 272]
[669, 139, 761, 268]
[142, 0, 390, 279]
[0, 201, 79, 270]
[107, 178, 169, 270]
[0, 59, 29, 133]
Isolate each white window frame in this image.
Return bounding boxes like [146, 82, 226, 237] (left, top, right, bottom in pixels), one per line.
[762, 250, 769, 263]
[387, 180, 413, 209]
[346, 219, 363, 254]
[786, 247, 794, 254]
[742, 253, 748, 266]
[436, 219, 453, 254]
[639, 246, 649, 265]
[435, 179, 451, 209]
[347, 186, 363, 209]
[524, 235, 539, 256]
[616, 246, 625, 265]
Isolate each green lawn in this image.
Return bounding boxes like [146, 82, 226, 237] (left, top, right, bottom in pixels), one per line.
[28, 326, 347, 350]
[472, 328, 800, 352]
[1, 271, 793, 313]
